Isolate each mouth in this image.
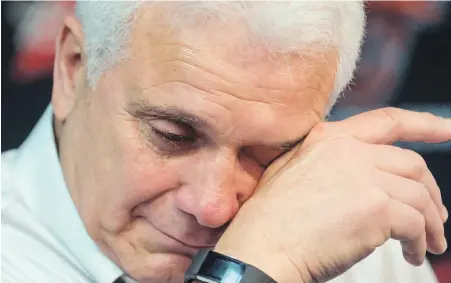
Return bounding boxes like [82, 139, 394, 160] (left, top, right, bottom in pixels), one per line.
[159, 227, 216, 250]
[143, 218, 217, 257]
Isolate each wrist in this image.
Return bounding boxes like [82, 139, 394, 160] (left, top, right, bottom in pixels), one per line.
[214, 236, 310, 283]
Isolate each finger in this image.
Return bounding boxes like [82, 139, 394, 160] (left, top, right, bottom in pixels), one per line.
[328, 107, 451, 144]
[388, 200, 427, 266]
[377, 171, 446, 254]
[402, 233, 427, 266]
[372, 145, 447, 222]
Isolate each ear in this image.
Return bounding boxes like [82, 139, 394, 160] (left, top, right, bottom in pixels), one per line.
[52, 14, 85, 122]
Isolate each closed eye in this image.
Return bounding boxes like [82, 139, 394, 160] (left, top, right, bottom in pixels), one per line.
[146, 119, 203, 155]
[152, 127, 196, 143]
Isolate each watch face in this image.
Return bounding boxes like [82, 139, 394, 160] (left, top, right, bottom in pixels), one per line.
[198, 253, 245, 283]
[185, 249, 276, 283]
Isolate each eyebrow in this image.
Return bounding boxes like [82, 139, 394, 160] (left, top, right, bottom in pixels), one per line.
[127, 101, 306, 150]
[127, 101, 210, 128]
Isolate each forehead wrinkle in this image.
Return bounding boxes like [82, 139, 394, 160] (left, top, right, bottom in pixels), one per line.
[125, 53, 295, 109]
[149, 56, 323, 109]
[128, 52, 327, 125]
[131, 23, 324, 93]
[157, 56, 308, 92]
[169, 34, 337, 93]
[126, 52, 329, 140]
[173, 52, 323, 91]
[163, 43, 334, 106]
[129, 18, 334, 108]
[150, 60, 304, 117]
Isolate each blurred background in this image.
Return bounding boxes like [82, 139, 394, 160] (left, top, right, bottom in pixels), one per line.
[1, 1, 450, 281]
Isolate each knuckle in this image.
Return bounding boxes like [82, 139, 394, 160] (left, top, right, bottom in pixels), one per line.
[370, 193, 391, 216]
[430, 216, 445, 235]
[380, 107, 400, 121]
[403, 149, 427, 176]
[416, 184, 431, 212]
[379, 107, 401, 134]
[402, 210, 424, 240]
[303, 122, 358, 152]
[322, 139, 363, 162]
[308, 121, 330, 138]
[380, 107, 400, 114]
[421, 112, 440, 123]
[412, 215, 426, 237]
[421, 112, 442, 137]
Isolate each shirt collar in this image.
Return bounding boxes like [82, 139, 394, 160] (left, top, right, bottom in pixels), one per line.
[15, 105, 124, 283]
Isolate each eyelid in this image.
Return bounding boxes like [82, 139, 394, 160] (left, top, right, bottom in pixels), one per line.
[152, 127, 185, 139]
[148, 121, 207, 153]
[148, 127, 200, 157]
[148, 118, 196, 136]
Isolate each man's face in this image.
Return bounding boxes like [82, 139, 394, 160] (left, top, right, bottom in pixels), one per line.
[54, 6, 337, 283]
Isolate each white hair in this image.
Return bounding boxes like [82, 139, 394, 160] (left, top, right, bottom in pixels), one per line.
[75, 1, 366, 109]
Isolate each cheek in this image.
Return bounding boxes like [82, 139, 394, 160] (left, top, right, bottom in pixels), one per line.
[94, 137, 184, 234]
[116, 135, 183, 210]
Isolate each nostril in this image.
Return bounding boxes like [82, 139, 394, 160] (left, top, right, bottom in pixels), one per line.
[237, 192, 246, 205]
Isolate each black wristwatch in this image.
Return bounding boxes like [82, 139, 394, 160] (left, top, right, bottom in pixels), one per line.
[184, 249, 276, 283]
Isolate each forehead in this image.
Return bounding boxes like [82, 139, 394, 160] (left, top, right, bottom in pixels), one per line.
[116, 4, 337, 143]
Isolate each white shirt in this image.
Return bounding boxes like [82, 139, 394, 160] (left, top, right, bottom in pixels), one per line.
[1, 106, 439, 283]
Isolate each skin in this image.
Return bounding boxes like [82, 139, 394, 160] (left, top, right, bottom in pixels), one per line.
[52, 6, 336, 283]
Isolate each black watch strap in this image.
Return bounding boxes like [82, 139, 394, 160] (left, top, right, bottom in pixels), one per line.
[184, 249, 276, 283]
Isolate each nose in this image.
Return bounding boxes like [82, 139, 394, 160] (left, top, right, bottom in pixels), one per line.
[175, 149, 257, 228]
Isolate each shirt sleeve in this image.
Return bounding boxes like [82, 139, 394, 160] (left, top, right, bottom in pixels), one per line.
[329, 239, 438, 283]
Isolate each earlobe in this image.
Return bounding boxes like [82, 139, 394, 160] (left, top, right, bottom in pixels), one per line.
[52, 14, 85, 122]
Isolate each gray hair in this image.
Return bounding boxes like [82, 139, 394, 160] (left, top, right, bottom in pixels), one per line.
[75, 1, 366, 109]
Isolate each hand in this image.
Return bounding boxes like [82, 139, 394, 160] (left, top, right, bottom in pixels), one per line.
[214, 108, 450, 283]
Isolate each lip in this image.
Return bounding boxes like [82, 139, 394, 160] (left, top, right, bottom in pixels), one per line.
[145, 218, 216, 257]
[159, 228, 215, 250]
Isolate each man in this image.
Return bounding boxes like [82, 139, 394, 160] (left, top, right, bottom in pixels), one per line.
[2, 1, 449, 283]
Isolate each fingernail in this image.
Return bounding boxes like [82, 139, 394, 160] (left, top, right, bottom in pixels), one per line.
[443, 206, 449, 222]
